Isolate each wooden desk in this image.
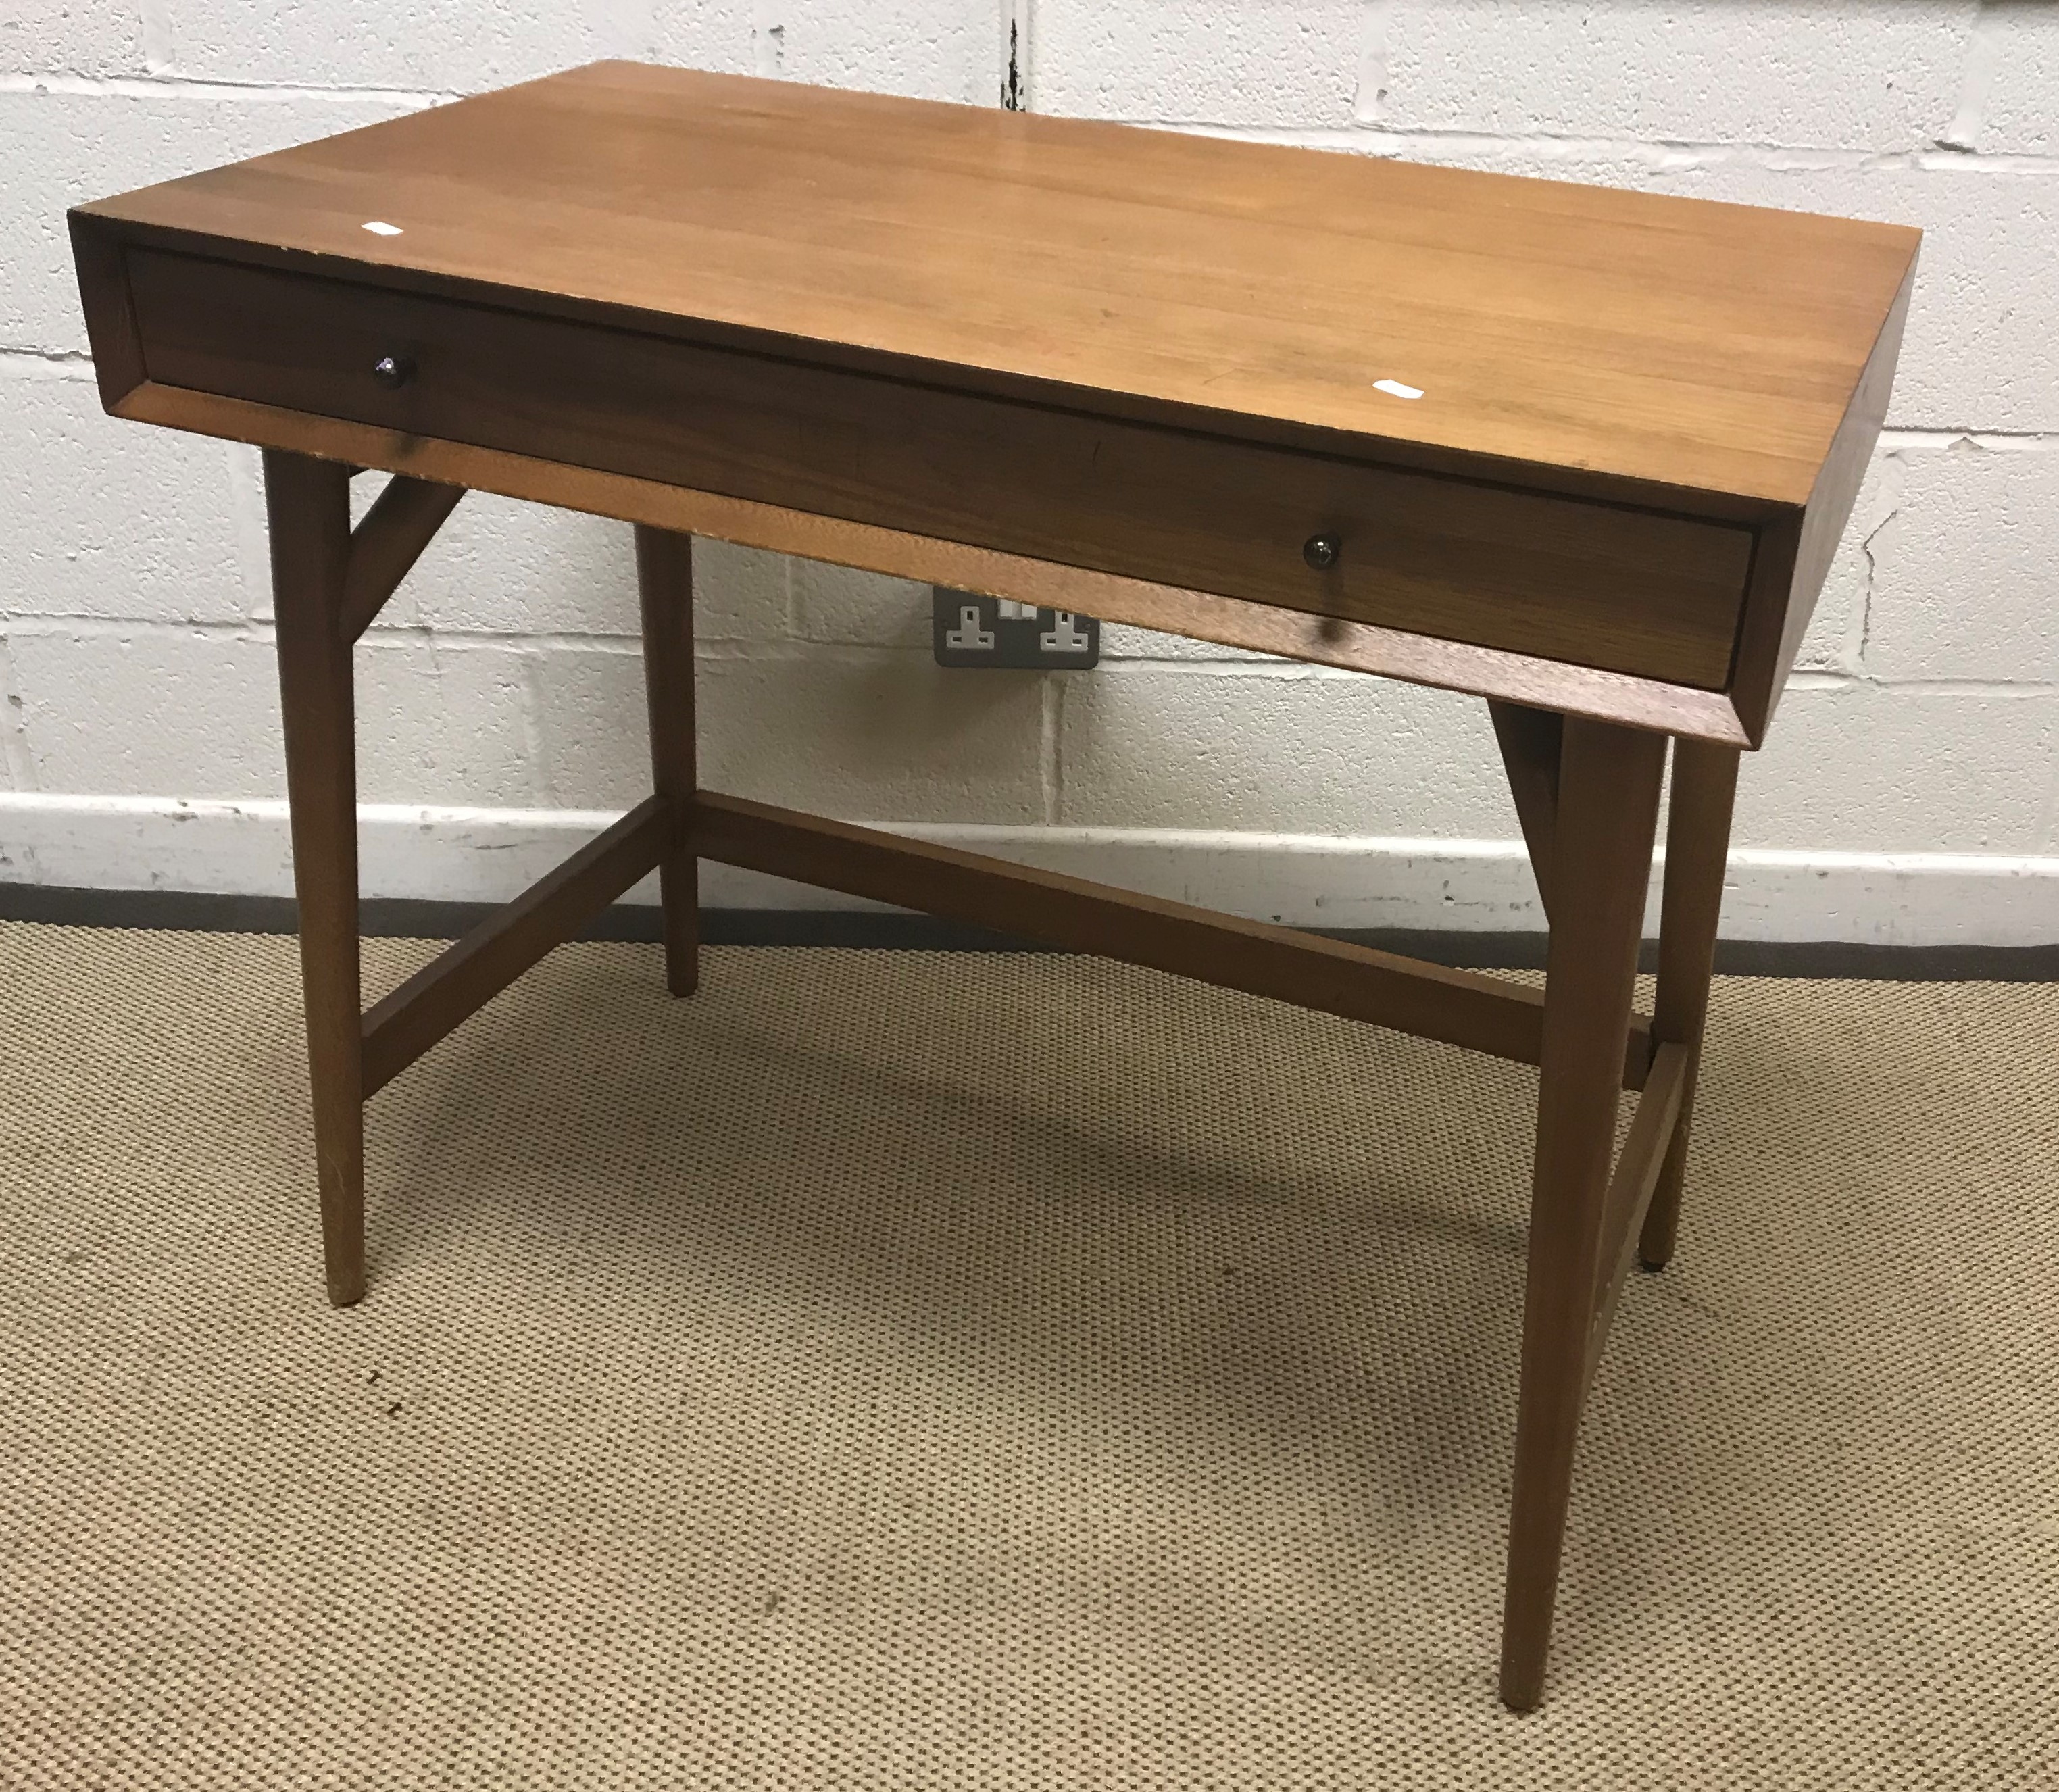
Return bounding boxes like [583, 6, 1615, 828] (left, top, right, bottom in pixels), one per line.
[69, 63, 1917, 1710]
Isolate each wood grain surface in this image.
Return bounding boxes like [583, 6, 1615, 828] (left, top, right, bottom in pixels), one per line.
[109, 378, 1760, 743]
[359, 795, 674, 1097]
[263, 450, 366, 1308]
[1640, 738, 1743, 1271]
[77, 61, 1918, 517]
[1487, 700, 1566, 915]
[1589, 1041, 1689, 1381]
[1729, 255, 1918, 743]
[1499, 716, 1668, 1712]
[691, 789, 1658, 1089]
[636, 526, 701, 999]
[126, 246, 1754, 688]
[338, 474, 463, 643]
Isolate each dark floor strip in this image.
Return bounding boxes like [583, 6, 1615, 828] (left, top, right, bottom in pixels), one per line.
[2, 882, 2053, 980]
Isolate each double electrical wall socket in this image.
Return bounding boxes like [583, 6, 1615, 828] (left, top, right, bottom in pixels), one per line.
[932, 588, 1100, 668]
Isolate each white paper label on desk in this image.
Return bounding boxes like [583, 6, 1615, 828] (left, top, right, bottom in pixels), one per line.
[361, 220, 403, 237]
[1374, 378, 1423, 400]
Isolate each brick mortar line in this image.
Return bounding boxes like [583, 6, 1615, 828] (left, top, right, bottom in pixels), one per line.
[1781, 670, 2055, 699]
[1878, 429, 2058, 451]
[3, 74, 2056, 175]
[0, 351, 95, 374]
[1164, 122, 2059, 174]
[0, 72, 451, 104]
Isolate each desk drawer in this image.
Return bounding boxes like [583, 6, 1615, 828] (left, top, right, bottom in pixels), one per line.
[128, 248, 1751, 688]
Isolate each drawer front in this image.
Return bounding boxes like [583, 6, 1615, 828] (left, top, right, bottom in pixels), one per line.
[128, 249, 1751, 688]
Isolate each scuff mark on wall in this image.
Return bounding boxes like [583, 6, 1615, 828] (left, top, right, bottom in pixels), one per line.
[0, 634, 39, 795]
[139, 0, 173, 74]
[1856, 447, 1912, 674]
[754, 4, 786, 79]
[999, 1, 1033, 111]
[1937, 0, 2002, 152]
[1356, 0, 1397, 126]
[1002, 19, 1023, 111]
[580, 0, 660, 61]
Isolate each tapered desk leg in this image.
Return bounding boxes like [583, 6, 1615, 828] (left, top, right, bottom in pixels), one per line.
[1499, 716, 1665, 1712]
[636, 525, 699, 995]
[264, 449, 365, 1308]
[1639, 737, 1741, 1271]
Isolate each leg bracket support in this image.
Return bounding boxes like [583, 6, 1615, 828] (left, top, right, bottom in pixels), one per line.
[361, 794, 677, 1096]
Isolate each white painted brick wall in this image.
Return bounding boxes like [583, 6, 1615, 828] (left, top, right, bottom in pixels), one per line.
[1958, 1, 2059, 155]
[1033, 0, 1364, 126]
[1056, 670, 1516, 837]
[1372, 1, 1977, 147]
[2, 1, 2056, 941]
[1745, 686, 2056, 854]
[1863, 441, 2059, 683]
[1, 5, 147, 78]
[4, 368, 254, 624]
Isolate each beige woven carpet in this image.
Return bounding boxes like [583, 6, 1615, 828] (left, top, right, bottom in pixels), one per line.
[2, 921, 2055, 1788]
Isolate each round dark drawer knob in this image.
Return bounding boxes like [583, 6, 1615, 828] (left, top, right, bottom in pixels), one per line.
[1302, 533, 1341, 571]
[372, 353, 416, 390]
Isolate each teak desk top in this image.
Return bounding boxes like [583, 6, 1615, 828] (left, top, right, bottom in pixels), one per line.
[73, 62, 1916, 747]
